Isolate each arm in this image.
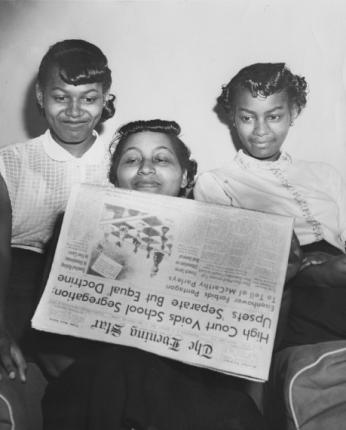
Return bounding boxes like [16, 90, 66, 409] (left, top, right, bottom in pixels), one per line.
[0, 175, 27, 381]
[294, 165, 346, 288]
[328, 165, 346, 251]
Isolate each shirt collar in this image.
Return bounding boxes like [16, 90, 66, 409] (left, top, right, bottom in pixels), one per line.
[42, 129, 108, 163]
[235, 149, 292, 171]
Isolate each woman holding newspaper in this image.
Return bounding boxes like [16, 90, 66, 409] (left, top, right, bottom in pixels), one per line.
[0, 39, 115, 382]
[43, 119, 266, 430]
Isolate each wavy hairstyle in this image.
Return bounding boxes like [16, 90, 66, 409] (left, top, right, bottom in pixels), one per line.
[37, 39, 115, 122]
[109, 119, 197, 195]
[217, 63, 308, 119]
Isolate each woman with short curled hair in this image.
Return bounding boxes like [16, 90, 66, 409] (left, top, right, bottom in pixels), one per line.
[0, 38, 116, 382]
[42, 119, 265, 430]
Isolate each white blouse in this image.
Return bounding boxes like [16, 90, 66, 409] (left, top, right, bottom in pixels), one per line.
[0, 130, 111, 252]
[194, 150, 346, 252]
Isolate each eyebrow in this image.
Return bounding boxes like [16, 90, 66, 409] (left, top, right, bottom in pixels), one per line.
[238, 106, 285, 114]
[122, 146, 174, 154]
[50, 87, 100, 94]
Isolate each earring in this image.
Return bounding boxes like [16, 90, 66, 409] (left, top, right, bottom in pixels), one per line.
[290, 119, 294, 127]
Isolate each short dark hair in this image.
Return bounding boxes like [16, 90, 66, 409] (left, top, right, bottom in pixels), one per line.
[37, 39, 115, 121]
[217, 63, 308, 118]
[109, 119, 197, 195]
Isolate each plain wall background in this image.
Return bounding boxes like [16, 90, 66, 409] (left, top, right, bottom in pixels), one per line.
[1, 0, 346, 180]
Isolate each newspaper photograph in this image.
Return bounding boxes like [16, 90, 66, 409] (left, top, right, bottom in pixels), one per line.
[32, 183, 294, 382]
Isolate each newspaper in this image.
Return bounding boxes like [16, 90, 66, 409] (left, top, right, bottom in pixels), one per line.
[32, 183, 293, 382]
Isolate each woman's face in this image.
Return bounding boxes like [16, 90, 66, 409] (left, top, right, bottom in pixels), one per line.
[36, 67, 107, 149]
[233, 89, 296, 161]
[115, 131, 187, 197]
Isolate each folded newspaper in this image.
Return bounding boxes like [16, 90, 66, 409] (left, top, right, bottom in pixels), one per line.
[32, 183, 293, 382]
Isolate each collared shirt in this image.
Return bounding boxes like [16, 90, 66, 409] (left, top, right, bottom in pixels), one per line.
[194, 150, 346, 252]
[0, 130, 111, 252]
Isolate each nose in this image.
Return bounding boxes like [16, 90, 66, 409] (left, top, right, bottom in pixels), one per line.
[138, 159, 155, 174]
[253, 119, 269, 136]
[66, 99, 82, 118]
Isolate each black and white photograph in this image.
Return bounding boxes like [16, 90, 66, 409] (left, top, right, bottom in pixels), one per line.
[0, 0, 346, 429]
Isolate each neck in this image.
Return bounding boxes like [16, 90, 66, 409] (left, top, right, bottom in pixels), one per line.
[51, 133, 96, 158]
[243, 150, 281, 162]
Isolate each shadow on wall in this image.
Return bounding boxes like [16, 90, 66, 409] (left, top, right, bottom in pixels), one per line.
[213, 102, 242, 152]
[23, 77, 47, 138]
[22, 76, 105, 138]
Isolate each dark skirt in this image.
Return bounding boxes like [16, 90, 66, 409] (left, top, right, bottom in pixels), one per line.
[7, 246, 104, 366]
[281, 240, 346, 349]
[6, 247, 48, 354]
[43, 345, 266, 430]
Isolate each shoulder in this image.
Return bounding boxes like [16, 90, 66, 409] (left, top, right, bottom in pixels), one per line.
[291, 158, 343, 184]
[0, 133, 46, 159]
[194, 167, 235, 204]
[195, 167, 232, 188]
[86, 132, 111, 162]
[94, 132, 110, 147]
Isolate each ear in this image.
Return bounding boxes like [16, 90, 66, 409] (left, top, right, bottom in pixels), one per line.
[35, 83, 44, 108]
[230, 110, 236, 127]
[180, 170, 188, 189]
[103, 91, 111, 106]
[290, 104, 299, 125]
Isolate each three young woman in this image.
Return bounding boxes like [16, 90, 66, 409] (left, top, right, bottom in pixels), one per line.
[5, 42, 345, 428]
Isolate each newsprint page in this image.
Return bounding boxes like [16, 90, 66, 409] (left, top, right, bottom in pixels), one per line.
[32, 184, 293, 382]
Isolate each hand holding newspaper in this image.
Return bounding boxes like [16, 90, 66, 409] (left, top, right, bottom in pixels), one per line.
[32, 184, 293, 382]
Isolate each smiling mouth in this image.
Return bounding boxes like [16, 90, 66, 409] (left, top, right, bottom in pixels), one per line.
[134, 181, 160, 189]
[63, 121, 88, 126]
[252, 139, 272, 144]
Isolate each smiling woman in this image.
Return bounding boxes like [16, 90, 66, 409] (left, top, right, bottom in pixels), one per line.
[0, 39, 116, 385]
[194, 63, 345, 255]
[194, 63, 346, 356]
[35, 39, 114, 155]
[42, 119, 266, 430]
[109, 119, 196, 197]
[233, 90, 294, 161]
[36, 72, 107, 153]
[115, 130, 187, 195]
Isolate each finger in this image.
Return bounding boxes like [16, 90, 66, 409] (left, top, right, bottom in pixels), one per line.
[300, 260, 313, 271]
[0, 341, 17, 379]
[0, 353, 16, 380]
[10, 346, 27, 383]
[300, 259, 327, 271]
[309, 260, 327, 265]
[300, 260, 319, 271]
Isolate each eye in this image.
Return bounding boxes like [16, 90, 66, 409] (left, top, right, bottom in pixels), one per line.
[239, 115, 253, 123]
[122, 155, 141, 165]
[53, 95, 68, 102]
[83, 96, 97, 104]
[154, 155, 170, 165]
[268, 114, 281, 121]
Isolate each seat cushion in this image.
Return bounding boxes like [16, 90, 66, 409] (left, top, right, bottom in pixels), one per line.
[269, 340, 346, 430]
